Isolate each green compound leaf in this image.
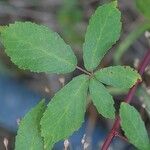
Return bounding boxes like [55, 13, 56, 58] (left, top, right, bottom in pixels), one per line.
[120, 102, 150, 150]
[41, 75, 89, 150]
[83, 1, 121, 71]
[135, 0, 150, 18]
[89, 78, 115, 119]
[15, 100, 46, 150]
[1, 22, 77, 74]
[95, 66, 141, 89]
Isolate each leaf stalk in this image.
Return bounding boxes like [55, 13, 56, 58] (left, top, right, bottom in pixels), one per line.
[76, 66, 92, 76]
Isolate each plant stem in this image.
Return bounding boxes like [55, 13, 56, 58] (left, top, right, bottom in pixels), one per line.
[76, 66, 92, 76]
[101, 49, 150, 150]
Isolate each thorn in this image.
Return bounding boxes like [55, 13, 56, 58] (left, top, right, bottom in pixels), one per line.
[3, 137, 8, 150]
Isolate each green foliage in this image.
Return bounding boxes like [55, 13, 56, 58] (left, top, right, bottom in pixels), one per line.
[15, 100, 46, 150]
[83, 1, 121, 71]
[0, 1, 147, 149]
[95, 66, 141, 89]
[41, 75, 89, 149]
[89, 78, 115, 119]
[136, 0, 150, 18]
[120, 102, 150, 150]
[1, 22, 77, 74]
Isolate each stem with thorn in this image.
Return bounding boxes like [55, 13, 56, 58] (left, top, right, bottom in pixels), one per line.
[101, 49, 150, 150]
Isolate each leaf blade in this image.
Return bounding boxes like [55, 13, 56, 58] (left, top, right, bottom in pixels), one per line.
[15, 100, 46, 150]
[89, 78, 115, 119]
[83, 1, 121, 70]
[1, 22, 77, 74]
[41, 75, 89, 149]
[120, 102, 150, 150]
[95, 66, 141, 89]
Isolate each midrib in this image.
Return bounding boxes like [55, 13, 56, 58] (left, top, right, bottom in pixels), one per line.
[91, 8, 112, 69]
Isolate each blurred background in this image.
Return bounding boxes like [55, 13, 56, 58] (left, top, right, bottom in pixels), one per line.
[0, 0, 150, 149]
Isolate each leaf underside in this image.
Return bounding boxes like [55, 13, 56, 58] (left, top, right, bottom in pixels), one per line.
[89, 78, 115, 119]
[1, 22, 77, 74]
[95, 66, 141, 89]
[41, 75, 89, 150]
[120, 102, 150, 150]
[83, 1, 121, 71]
[15, 100, 46, 150]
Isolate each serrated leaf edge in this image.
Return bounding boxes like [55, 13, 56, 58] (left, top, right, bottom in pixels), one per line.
[1, 21, 77, 74]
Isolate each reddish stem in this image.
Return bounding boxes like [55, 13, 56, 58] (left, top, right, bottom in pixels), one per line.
[101, 49, 150, 150]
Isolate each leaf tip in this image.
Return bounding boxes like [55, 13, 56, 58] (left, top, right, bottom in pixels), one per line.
[112, 0, 118, 7]
[120, 102, 127, 108]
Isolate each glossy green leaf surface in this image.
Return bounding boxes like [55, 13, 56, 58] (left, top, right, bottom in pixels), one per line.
[1, 22, 77, 74]
[41, 75, 89, 150]
[95, 66, 141, 89]
[83, 1, 121, 71]
[120, 103, 150, 150]
[15, 100, 46, 150]
[89, 78, 115, 119]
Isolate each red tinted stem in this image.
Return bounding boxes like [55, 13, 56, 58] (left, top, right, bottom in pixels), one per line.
[101, 49, 150, 150]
